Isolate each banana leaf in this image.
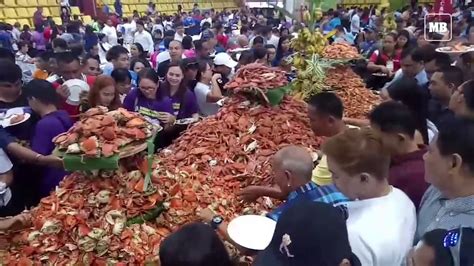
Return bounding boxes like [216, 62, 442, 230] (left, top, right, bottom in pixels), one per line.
[265, 84, 292, 106]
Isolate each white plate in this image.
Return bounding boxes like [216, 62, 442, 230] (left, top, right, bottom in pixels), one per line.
[229, 47, 250, 54]
[436, 47, 474, 54]
[64, 79, 90, 105]
[216, 98, 227, 107]
[175, 117, 199, 125]
[227, 215, 276, 251]
[5, 107, 24, 117]
[2, 113, 30, 127]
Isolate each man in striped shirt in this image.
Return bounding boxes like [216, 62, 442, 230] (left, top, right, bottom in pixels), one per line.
[238, 145, 349, 222]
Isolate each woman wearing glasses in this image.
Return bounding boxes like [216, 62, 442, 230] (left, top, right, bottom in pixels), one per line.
[122, 68, 174, 127]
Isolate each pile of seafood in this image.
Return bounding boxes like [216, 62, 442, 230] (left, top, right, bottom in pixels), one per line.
[53, 107, 154, 158]
[153, 96, 321, 229]
[4, 96, 320, 264]
[325, 66, 380, 118]
[322, 42, 360, 60]
[224, 63, 288, 103]
[3, 166, 174, 264]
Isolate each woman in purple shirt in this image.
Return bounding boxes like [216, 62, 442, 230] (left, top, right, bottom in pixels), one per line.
[123, 68, 174, 127]
[160, 62, 199, 120]
[31, 25, 47, 53]
[23, 80, 72, 198]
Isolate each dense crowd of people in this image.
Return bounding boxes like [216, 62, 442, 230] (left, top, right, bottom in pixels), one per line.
[1, 1, 474, 265]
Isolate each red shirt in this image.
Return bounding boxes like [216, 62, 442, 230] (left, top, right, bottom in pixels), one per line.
[369, 50, 401, 72]
[389, 146, 430, 210]
[52, 75, 96, 119]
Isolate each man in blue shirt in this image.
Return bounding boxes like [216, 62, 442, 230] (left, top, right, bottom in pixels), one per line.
[238, 145, 350, 221]
[328, 11, 342, 31]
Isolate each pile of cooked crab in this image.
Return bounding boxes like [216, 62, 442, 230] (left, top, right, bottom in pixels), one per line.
[53, 107, 154, 158]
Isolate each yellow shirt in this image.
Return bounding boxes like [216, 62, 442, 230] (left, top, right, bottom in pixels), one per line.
[312, 125, 359, 185]
[312, 155, 331, 185]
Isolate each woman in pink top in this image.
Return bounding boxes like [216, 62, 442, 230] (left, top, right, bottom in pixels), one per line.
[182, 36, 196, 58]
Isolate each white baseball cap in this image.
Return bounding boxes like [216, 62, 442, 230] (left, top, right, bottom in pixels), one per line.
[213, 53, 238, 69]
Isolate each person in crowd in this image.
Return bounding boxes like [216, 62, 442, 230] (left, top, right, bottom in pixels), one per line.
[201, 29, 225, 55]
[182, 35, 195, 58]
[396, 30, 412, 52]
[238, 145, 350, 221]
[103, 45, 137, 86]
[213, 52, 237, 91]
[194, 39, 210, 60]
[32, 51, 51, 80]
[253, 47, 268, 65]
[98, 33, 112, 65]
[174, 21, 185, 42]
[111, 68, 132, 101]
[322, 126, 416, 265]
[251, 36, 265, 50]
[157, 40, 183, 78]
[308, 92, 356, 186]
[428, 66, 462, 126]
[32, 25, 47, 54]
[273, 35, 291, 67]
[52, 38, 68, 53]
[82, 54, 101, 76]
[23, 80, 72, 198]
[238, 50, 255, 68]
[369, 101, 429, 209]
[387, 47, 429, 88]
[159, 222, 233, 266]
[102, 19, 118, 46]
[130, 58, 151, 75]
[19, 25, 32, 48]
[254, 201, 361, 266]
[133, 21, 154, 55]
[83, 26, 99, 54]
[423, 47, 452, 79]
[160, 62, 198, 120]
[194, 60, 222, 116]
[350, 8, 362, 34]
[53, 52, 97, 117]
[15, 42, 33, 64]
[366, 33, 400, 86]
[84, 75, 121, 111]
[359, 26, 378, 57]
[449, 79, 474, 119]
[123, 68, 173, 126]
[180, 58, 199, 89]
[417, 117, 474, 240]
[265, 44, 276, 66]
[130, 43, 147, 61]
[408, 227, 474, 266]
[33, 7, 44, 28]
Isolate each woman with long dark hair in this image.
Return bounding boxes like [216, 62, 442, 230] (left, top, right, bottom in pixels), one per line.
[130, 42, 147, 60]
[273, 35, 291, 67]
[123, 68, 174, 126]
[160, 62, 199, 120]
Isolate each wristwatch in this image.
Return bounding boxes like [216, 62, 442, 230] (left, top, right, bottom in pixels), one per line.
[210, 215, 223, 230]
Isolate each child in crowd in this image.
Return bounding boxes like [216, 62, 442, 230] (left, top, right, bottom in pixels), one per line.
[15, 42, 33, 64]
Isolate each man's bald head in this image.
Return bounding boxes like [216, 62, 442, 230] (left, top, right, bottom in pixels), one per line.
[272, 145, 314, 183]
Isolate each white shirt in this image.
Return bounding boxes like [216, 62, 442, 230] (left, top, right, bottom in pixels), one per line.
[351, 13, 361, 33]
[0, 149, 12, 174]
[200, 17, 212, 27]
[12, 27, 21, 42]
[268, 34, 279, 48]
[134, 30, 154, 53]
[120, 22, 135, 44]
[346, 187, 416, 266]
[152, 23, 164, 35]
[98, 42, 112, 64]
[194, 82, 219, 116]
[174, 32, 185, 42]
[156, 51, 186, 65]
[102, 25, 118, 45]
[60, 0, 69, 7]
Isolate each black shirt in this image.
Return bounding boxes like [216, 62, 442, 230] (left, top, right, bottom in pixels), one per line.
[427, 99, 455, 127]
